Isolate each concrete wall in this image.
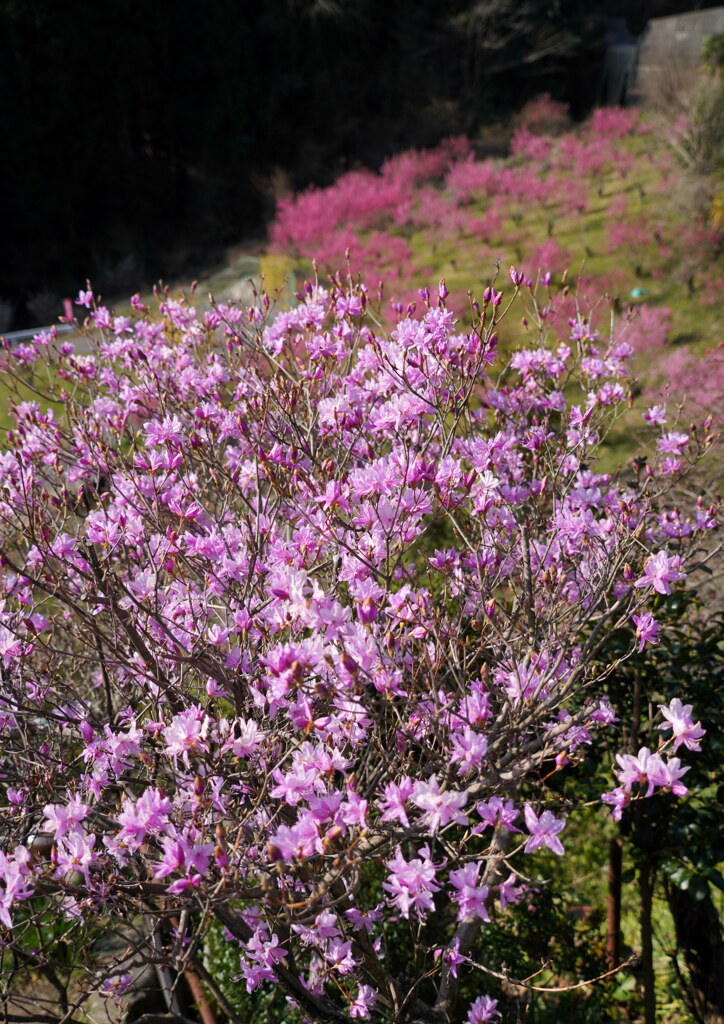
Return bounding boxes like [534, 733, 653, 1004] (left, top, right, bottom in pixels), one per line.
[634, 7, 724, 105]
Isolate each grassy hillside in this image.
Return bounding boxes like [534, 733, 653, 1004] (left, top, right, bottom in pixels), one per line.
[268, 99, 722, 434]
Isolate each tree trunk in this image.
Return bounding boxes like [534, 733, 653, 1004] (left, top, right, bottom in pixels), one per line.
[639, 861, 657, 1024]
[607, 838, 622, 967]
[667, 882, 724, 1024]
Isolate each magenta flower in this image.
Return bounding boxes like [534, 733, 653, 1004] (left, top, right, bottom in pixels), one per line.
[523, 804, 566, 855]
[0, 850, 33, 928]
[497, 872, 524, 910]
[658, 698, 706, 752]
[383, 845, 441, 919]
[433, 938, 466, 977]
[632, 611, 661, 652]
[613, 746, 689, 798]
[349, 984, 376, 1018]
[448, 863, 490, 921]
[601, 786, 629, 821]
[634, 551, 686, 595]
[54, 832, 96, 881]
[658, 756, 690, 796]
[450, 727, 488, 774]
[162, 709, 209, 763]
[466, 994, 501, 1022]
[378, 778, 414, 827]
[643, 405, 667, 425]
[43, 796, 89, 840]
[100, 973, 133, 1000]
[411, 776, 468, 833]
[344, 904, 382, 934]
[116, 788, 172, 844]
[614, 747, 663, 795]
[657, 431, 689, 454]
[475, 797, 521, 833]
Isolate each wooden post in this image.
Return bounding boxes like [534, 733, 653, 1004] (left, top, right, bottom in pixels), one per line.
[607, 837, 622, 967]
[639, 860, 657, 1024]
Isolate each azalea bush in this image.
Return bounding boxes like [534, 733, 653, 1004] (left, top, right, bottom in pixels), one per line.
[0, 270, 718, 1024]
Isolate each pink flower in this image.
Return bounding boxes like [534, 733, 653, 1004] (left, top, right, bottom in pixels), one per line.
[657, 431, 689, 454]
[350, 983, 377, 1018]
[379, 778, 414, 827]
[613, 746, 689, 797]
[523, 804, 566, 855]
[344, 904, 382, 934]
[433, 938, 466, 977]
[100, 972, 133, 1000]
[411, 776, 468, 833]
[632, 612, 661, 652]
[466, 994, 501, 1022]
[55, 832, 96, 880]
[497, 872, 524, 910]
[614, 747, 664, 795]
[116, 788, 171, 844]
[658, 699, 706, 752]
[268, 817, 321, 863]
[601, 786, 629, 821]
[43, 796, 89, 840]
[448, 863, 490, 921]
[162, 709, 209, 763]
[643, 405, 667, 425]
[383, 845, 441, 919]
[475, 797, 521, 833]
[634, 551, 686, 595]
[450, 727, 488, 774]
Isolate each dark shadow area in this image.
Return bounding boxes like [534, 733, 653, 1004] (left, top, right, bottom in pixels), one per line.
[1, 0, 721, 327]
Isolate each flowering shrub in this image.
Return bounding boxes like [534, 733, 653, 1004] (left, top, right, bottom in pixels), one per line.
[270, 137, 471, 258]
[615, 304, 673, 355]
[514, 93, 571, 135]
[649, 340, 724, 424]
[0, 272, 717, 1022]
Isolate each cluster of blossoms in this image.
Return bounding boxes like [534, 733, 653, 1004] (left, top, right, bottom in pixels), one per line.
[0, 270, 715, 1021]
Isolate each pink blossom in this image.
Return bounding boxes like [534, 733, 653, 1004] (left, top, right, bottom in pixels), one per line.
[523, 804, 566, 855]
[383, 845, 441, 919]
[448, 863, 490, 921]
[658, 431, 689, 454]
[411, 776, 468, 833]
[634, 551, 686, 595]
[162, 709, 209, 763]
[350, 984, 376, 1018]
[658, 698, 706, 752]
[643, 405, 667, 425]
[601, 786, 629, 821]
[632, 612, 661, 652]
[475, 797, 521, 833]
[43, 796, 89, 840]
[466, 994, 501, 1023]
[54, 832, 96, 880]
